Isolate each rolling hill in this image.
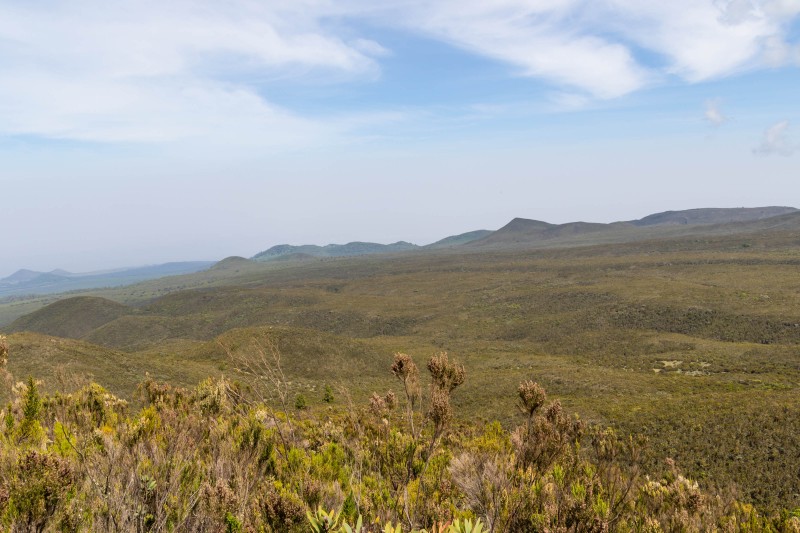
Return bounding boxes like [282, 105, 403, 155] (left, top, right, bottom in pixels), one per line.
[252, 206, 800, 260]
[0, 261, 216, 298]
[8, 296, 134, 339]
[632, 206, 798, 226]
[3, 207, 800, 509]
[252, 241, 419, 261]
[424, 229, 494, 248]
[469, 206, 800, 249]
[251, 229, 494, 261]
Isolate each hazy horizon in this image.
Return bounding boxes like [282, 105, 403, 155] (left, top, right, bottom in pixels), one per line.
[3, 1, 799, 278]
[4, 203, 798, 279]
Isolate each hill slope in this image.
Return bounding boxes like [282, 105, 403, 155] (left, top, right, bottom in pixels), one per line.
[8, 296, 133, 339]
[425, 229, 493, 248]
[253, 241, 419, 261]
[249, 206, 800, 259]
[632, 206, 797, 226]
[0, 261, 215, 298]
[3, 221, 800, 509]
[470, 208, 800, 250]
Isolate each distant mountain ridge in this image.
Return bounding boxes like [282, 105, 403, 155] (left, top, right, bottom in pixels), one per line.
[468, 206, 799, 248]
[0, 261, 215, 298]
[252, 230, 495, 262]
[6, 206, 797, 299]
[251, 206, 798, 261]
[631, 206, 797, 227]
[6, 204, 800, 340]
[253, 241, 419, 261]
[2, 269, 45, 284]
[426, 230, 494, 248]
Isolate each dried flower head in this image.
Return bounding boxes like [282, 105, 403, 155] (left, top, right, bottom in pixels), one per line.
[0, 335, 7, 368]
[545, 399, 563, 422]
[391, 352, 417, 380]
[427, 352, 465, 392]
[429, 387, 452, 432]
[369, 392, 387, 417]
[384, 390, 397, 410]
[517, 380, 547, 417]
[391, 352, 420, 406]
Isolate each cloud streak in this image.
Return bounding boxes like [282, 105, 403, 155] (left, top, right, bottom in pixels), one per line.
[753, 121, 797, 156]
[395, 1, 649, 99]
[0, 0, 382, 145]
[371, 0, 799, 95]
[0, 0, 798, 145]
[704, 100, 728, 126]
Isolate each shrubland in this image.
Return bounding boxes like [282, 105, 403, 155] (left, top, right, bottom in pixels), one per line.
[2, 232, 800, 526]
[1, 334, 798, 532]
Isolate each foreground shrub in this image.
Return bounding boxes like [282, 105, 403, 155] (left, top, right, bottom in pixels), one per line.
[0, 344, 794, 531]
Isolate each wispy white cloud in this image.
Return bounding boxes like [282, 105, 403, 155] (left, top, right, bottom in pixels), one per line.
[394, 0, 649, 99]
[365, 0, 799, 96]
[0, 0, 798, 145]
[0, 0, 384, 145]
[753, 120, 797, 156]
[585, 0, 799, 82]
[704, 99, 728, 126]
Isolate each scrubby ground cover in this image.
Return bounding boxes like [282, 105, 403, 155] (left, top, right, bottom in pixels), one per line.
[2, 235, 800, 516]
[2, 336, 798, 532]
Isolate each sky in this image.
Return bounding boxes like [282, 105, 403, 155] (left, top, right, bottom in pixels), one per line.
[2, 0, 799, 277]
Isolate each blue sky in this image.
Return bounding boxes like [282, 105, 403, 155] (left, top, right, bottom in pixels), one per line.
[2, 0, 799, 277]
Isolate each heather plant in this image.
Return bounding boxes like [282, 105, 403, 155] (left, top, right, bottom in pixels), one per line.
[0, 336, 7, 365]
[510, 379, 586, 485]
[296, 393, 308, 410]
[221, 336, 298, 454]
[391, 352, 421, 437]
[426, 352, 464, 448]
[0, 335, 9, 392]
[0, 340, 794, 532]
[0, 335, 13, 437]
[368, 352, 468, 528]
[2, 450, 75, 530]
[12, 376, 46, 446]
[324, 385, 335, 404]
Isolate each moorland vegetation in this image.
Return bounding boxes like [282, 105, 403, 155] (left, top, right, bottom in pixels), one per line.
[1, 210, 800, 530]
[2, 335, 798, 531]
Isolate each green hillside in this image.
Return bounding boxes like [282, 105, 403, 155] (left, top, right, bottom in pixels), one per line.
[468, 209, 800, 250]
[2, 332, 217, 399]
[4, 229, 800, 510]
[253, 241, 419, 261]
[425, 229, 493, 248]
[8, 297, 133, 339]
[633, 206, 798, 226]
[3, 211, 800, 513]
